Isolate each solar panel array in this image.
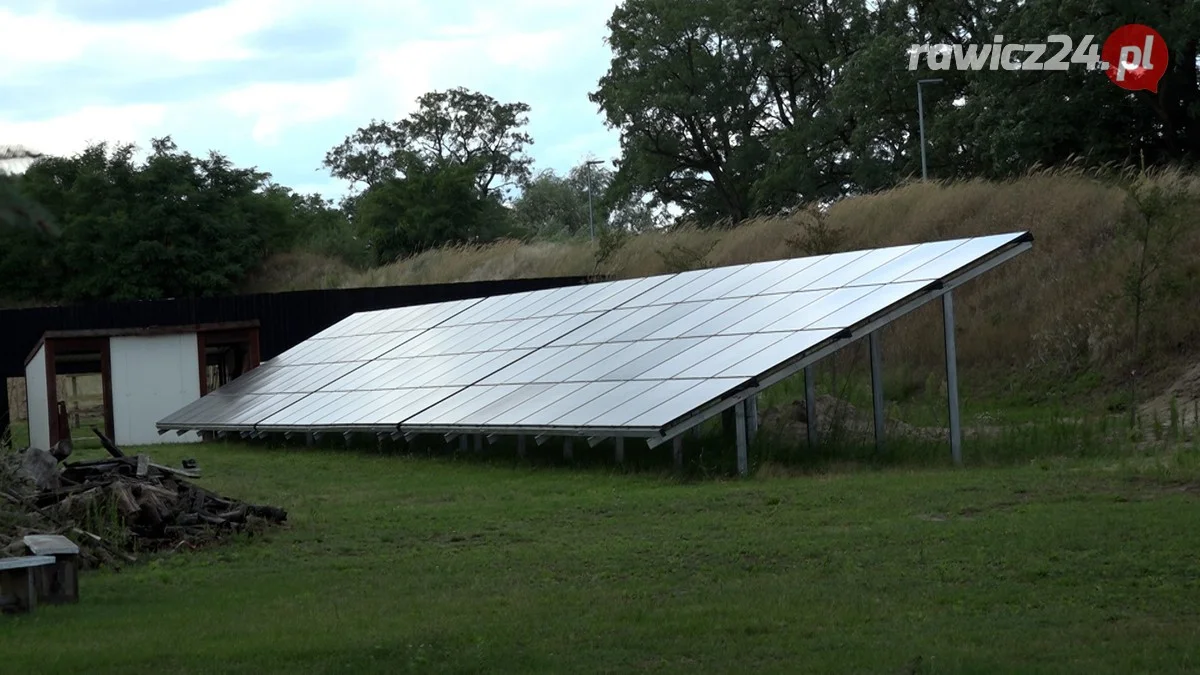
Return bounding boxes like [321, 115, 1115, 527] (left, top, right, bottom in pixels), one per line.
[159, 232, 1031, 439]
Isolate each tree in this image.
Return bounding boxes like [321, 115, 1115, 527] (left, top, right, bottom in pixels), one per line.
[14, 138, 275, 301]
[354, 161, 515, 263]
[1117, 172, 1200, 423]
[595, 0, 1200, 220]
[1, 146, 59, 300]
[512, 162, 615, 237]
[738, 0, 895, 205]
[512, 169, 590, 237]
[592, 0, 768, 224]
[0, 145, 40, 163]
[325, 87, 534, 199]
[251, 184, 370, 267]
[0, 201, 60, 300]
[288, 190, 371, 267]
[608, 193, 669, 233]
[868, 0, 1200, 178]
[0, 145, 58, 236]
[592, 0, 884, 223]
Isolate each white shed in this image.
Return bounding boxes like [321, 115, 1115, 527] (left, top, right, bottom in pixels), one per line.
[23, 322, 260, 450]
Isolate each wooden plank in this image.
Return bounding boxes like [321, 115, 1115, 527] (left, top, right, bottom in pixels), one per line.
[148, 462, 201, 479]
[37, 556, 80, 604]
[23, 535, 80, 556]
[64, 457, 133, 469]
[135, 454, 149, 478]
[91, 428, 125, 458]
[69, 528, 136, 564]
[0, 556, 55, 571]
[0, 567, 38, 613]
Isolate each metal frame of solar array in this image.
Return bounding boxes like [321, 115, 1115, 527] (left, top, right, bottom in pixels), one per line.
[158, 232, 1033, 449]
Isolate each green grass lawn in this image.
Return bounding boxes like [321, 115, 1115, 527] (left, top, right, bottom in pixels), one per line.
[6, 420, 28, 448]
[4, 419, 115, 454]
[3, 441, 1200, 674]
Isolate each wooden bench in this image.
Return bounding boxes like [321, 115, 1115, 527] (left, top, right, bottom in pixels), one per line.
[0, 556, 56, 614]
[24, 535, 81, 605]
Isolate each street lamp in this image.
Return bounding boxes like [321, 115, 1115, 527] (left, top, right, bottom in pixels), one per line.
[585, 159, 604, 241]
[917, 78, 943, 180]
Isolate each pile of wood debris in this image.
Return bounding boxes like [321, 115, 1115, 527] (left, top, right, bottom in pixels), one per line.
[1, 430, 286, 569]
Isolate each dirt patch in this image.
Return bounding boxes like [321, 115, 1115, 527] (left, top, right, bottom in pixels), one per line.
[1141, 361, 1200, 429]
[1118, 474, 1200, 497]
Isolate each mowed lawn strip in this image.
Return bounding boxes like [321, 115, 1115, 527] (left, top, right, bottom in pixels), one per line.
[3, 443, 1199, 674]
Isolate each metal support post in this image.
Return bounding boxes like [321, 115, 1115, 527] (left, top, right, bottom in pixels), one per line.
[673, 436, 683, 471]
[745, 395, 759, 442]
[564, 437, 574, 461]
[615, 436, 625, 464]
[805, 365, 818, 447]
[917, 78, 942, 180]
[517, 434, 527, 459]
[721, 407, 737, 440]
[943, 292, 963, 465]
[869, 332, 885, 452]
[919, 82, 928, 180]
[735, 400, 748, 476]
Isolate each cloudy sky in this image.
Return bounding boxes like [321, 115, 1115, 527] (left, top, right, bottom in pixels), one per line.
[0, 0, 621, 197]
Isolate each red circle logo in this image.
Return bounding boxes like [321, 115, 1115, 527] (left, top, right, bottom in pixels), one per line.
[1103, 24, 1168, 92]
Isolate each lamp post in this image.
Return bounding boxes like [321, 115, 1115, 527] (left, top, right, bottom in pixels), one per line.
[585, 159, 604, 241]
[917, 78, 943, 180]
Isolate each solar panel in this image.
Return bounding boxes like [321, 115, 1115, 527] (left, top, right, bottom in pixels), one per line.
[158, 232, 1032, 442]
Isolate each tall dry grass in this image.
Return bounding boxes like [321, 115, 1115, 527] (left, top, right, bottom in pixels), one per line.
[247, 168, 1200, 397]
[826, 171, 1136, 380]
[242, 251, 362, 294]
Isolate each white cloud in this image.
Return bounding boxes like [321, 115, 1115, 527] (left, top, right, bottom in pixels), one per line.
[287, 180, 351, 199]
[218, 80, 356, 145]
[0, 0, 291, 82]
[481, 30, 572, 68]
[351, 6, 613, 123]
[0, 0, 622, 191]
[0, 104, 169, 157]
[542, 129, 621, 164]
[0, 9, 91, 71]
[110, 0, 279, 65]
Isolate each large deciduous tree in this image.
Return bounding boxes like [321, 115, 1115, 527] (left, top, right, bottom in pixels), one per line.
[0, 145, 57, 236]
[512, 162, 616, 237]
[871, 0, 1200, 178]
[592, 0, 768, 224]
[731, 0, 878, 207]
[595, 0, 1200, 222]
[328, 87, 534, 260]
[355, 162, 514, 263]
[11, 138, 277, 301]
[325, 87, 534, 198]
[592, 0, 885, 223]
